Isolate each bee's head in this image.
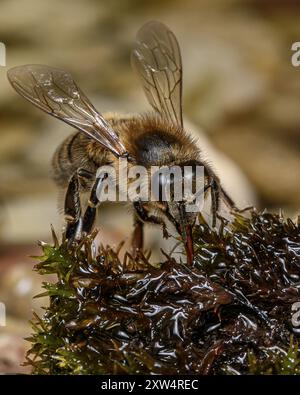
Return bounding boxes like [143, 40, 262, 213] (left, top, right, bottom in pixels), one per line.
[152, 160, 206, 264]
[153, 160, 204, 218]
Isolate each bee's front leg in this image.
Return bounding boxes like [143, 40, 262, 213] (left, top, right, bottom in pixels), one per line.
[210, 179, 220, 228]
[220, 187, 253, 213]
[132, 217, 144, 254]
[64, 172, 82, 242]
[64, 168, 95, 243]
[132, 200, 169, 254]
[81, 172, 108, 236]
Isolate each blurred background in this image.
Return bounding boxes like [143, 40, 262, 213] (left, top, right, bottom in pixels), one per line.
[0, 0, 300, 373]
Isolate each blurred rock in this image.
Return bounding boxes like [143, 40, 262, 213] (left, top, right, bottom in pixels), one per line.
[0, 246, 52, 319]
[214, 125, 300, 209]
[0, 334, 29, 374]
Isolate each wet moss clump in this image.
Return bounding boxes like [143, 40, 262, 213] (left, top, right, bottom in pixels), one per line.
[26, 210, 300, 374]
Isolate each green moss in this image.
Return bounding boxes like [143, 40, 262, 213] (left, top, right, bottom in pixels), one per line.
[247, 337, 300, 375]
[25, 211, 300, 374]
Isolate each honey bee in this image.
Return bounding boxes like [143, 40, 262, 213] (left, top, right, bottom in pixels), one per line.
[7, 21, 237, 264]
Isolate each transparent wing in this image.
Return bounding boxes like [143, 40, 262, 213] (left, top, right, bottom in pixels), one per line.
[7, 64, 128, 158]
[131, 21, 183, 127]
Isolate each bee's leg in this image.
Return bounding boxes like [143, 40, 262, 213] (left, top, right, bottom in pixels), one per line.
[81, 172, 108, 235]
[64, 168, 95, 242]
[210, 179, 220, 227]
[220, 187, 237, 210]
[221, 187, 253, 213]
[133, 200, 169, 240]
[64, 173, 82, 241]
[132, 217, 144, 254]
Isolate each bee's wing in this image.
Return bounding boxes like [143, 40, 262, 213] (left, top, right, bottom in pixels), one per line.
[131, 21, 183, 127]
[7, 64, 128, 158]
